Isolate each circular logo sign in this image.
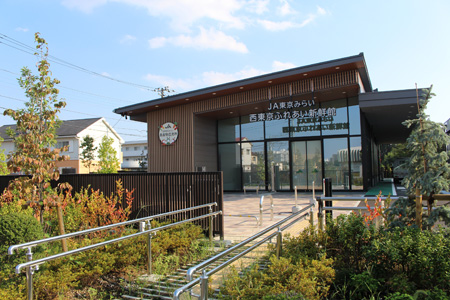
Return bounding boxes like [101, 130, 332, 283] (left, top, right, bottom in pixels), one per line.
[159, 122, 179, 146]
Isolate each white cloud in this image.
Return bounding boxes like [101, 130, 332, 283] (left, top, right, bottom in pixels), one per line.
[258, 20, 297, 31]
[258, 5, 328, 31]
[272, 61, 296, 71]
[149, 27, 248, 53]
[246, 0, 270, 15]
[15, 27, 29, 32]
[277, 0, 296, 16]
[101, 72, 111, 77]
[120, 34, 137, 44]
[62, 0, 245, 31]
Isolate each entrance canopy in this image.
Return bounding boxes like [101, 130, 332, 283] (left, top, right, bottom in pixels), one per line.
[359, 89, 426, 144]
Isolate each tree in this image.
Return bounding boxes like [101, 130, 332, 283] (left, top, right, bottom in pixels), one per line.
[80, 135, 97, 173]
[138, 150, 147, 170]
[402, 86, 450, 225]
[0, 137, 7, 175]
[97, 135, 120, 173]
[3, 32, 69, 222]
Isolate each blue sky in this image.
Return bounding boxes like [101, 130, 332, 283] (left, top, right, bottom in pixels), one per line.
[1, 0, 449, 141]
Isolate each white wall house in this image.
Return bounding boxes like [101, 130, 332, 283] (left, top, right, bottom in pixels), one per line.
[0, 117, 124, 174]
[121, 140, 148, 171]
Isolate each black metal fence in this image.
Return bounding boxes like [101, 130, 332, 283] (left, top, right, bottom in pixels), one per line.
[0, 172, 224, 238]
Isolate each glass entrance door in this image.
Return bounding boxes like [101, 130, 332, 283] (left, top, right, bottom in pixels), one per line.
[291, 140, 322, 190]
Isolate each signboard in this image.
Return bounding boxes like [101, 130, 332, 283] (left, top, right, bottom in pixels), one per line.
[159, 122, 178, 146]
[249, 107, 336, 122]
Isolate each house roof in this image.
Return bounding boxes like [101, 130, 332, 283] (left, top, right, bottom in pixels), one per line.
[0, 117, 102, 140]
[114, 53, 372, 122]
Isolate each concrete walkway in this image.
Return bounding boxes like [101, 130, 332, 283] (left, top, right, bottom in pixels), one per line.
[221, 191, 366, 242]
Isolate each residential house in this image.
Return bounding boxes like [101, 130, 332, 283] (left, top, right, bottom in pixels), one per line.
[121, 140, 148, 171]
[0, 117, 123, 174]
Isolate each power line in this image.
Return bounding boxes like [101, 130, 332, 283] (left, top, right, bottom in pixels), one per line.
[0, 33, 156, 91]
[0, 68, 137, 104]
[0, 94, 146, 138]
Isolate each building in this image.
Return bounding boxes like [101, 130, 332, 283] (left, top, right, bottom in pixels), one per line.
[114, 53, 425, 192]
[0, 117, 123, 174]
[121, 140, 148, 171]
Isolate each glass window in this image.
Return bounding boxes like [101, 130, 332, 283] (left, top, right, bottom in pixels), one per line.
[218, 117, 240, 143]
[350, 137, 363, 190]
[348, 97, 361, 135]
[323, 138, 349, 190]
[265, 114, 289, 139]
[290, 95, 321, 138]
[291, 140, 322, 190]
[321, 98, 348, 136]
[268, 141, 290, 190]
[219, 143, 241, 190]
[134, 146, 139, 151]
[290, 116, 321, 138]
[241, 115, 264, 141]
[242, 142, 265, 189]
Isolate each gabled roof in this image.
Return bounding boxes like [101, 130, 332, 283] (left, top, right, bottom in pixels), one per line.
[114, 53, 372, 122]
[0, 117, 102, 140]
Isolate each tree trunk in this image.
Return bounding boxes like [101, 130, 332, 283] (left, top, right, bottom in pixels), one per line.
[415, 188, 422, 229]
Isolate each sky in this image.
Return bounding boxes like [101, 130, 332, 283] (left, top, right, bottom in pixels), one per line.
[1, 0, 449, 142]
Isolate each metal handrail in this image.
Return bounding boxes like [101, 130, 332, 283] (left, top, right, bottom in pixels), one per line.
[14, 212, 221, 273]
[316, 196, 397, 229]
[8, 202, 218, 254]
[181, 201, 315, 299]
[8, 202, 220, 300]
[259, 193, 275, 226]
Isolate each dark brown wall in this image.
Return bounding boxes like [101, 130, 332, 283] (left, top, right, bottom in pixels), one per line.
[194, 115, 218, 172]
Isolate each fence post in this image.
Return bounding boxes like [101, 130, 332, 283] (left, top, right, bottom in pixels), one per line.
[200, 269, 209, 300]
[276, 228, 282, 258]
[323, 178, 332, 224]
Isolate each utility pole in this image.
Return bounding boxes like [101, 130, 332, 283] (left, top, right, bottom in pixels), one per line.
[153, 86, 175, 98]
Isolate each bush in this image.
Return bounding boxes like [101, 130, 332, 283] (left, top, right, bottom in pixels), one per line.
[219, 255, 335, 300]
[0, 212, 44, 260]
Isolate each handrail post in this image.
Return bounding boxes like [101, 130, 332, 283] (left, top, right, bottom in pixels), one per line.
[312, 181, 315, 200]
[276, 227, 282, 258]
[25, 247, 34, 300]
[259, 196, 264, 226]
[270, 195, 274, 221]
[317, 196, 324, 231]
[140, 221, 152, 274]
[294, 186, 298, 207]
[200, 269, 209, 300]
[208, 206, 213, 241]
[310, 181, 315, 226]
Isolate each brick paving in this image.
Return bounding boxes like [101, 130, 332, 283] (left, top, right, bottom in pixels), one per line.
[221, 190, 366, 242]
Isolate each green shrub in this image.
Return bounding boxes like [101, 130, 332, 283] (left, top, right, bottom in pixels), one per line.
[219, 255, 335, 300]
[0, 212, 44, 266]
